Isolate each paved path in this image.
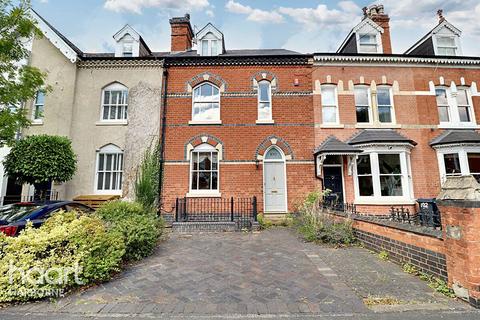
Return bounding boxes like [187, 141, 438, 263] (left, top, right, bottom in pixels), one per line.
[1, 228, 478, 319]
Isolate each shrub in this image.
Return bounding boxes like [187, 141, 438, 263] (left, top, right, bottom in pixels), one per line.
[96, 201, 163, 261]
[294, 190, 355, 246]
[0, 211, 125, 303]
[135, 142, 160, 211]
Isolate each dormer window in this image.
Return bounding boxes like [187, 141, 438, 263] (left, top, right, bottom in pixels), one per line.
[122, 42, 133, 57]
[436, 36, 457, 56]
[358, 34, 378, 53]
[196, 23, 225, 57]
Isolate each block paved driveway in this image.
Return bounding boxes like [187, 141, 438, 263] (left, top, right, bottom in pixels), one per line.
[2, 228, 479, 320]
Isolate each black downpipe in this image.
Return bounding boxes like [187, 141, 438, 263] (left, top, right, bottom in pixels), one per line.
[158, 69, 169, 211]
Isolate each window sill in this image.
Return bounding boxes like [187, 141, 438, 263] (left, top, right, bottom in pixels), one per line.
[186, 192, 222, 198]
[320, 123, 344, 128]
[354, 198, 416, 206]
[256, 119, 275, 125]
[96, 120, 128, 126]
[94, 190, 123, 196]
[31, 120, 44, 126]
[188, 120, 222, 125]
[438, 123, 480, 129]
[355, 123, 401, 129]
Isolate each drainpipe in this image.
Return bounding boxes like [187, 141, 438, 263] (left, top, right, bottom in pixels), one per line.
[157, 67, 169, 210]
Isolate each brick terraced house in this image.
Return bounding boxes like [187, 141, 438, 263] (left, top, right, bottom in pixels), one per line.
[13, 5, 480, 220]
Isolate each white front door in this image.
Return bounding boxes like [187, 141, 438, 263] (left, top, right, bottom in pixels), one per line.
[263, 147, 287, 213]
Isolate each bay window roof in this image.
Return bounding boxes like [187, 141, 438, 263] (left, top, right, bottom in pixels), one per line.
[347, 129, 417, 146]
[314, 136, 363, 155]
[430, 130, 480, 147]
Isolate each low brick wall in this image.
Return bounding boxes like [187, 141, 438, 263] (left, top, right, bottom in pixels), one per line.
[354, 228, 447, 281]
[172, 221, 237, 233]
[332, 212, 447, 281]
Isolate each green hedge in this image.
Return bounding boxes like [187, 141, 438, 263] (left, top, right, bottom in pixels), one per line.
[0, 212, 125, 302]
[96, 201, 164, 261]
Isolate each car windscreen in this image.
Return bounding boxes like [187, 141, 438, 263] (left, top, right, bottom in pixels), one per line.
[0, 204, 43, 224]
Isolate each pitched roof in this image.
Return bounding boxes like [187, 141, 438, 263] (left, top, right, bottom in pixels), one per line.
[31, 9, 83, 56]
[430, 130, 480, 146]
[166, 49, 301, 57]
[314, 136, 362, 155]
[405, 19, 461, 55]
[347, 129, 417, 145]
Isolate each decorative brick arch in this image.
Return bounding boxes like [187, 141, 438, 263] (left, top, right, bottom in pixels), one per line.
[185, 72, 228, 93]
[251, 71, 278, 92]
[184, 134, 224, 160]
[255, 135, 293, 160]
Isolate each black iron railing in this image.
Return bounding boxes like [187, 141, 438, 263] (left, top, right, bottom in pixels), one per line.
[175, 196, 257, 229]
[0, 190, 59, 207]
[389, 206, 442, 230]
[322, 199, 357, 216]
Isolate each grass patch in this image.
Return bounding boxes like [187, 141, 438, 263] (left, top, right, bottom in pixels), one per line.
[363, 295, 404, 307]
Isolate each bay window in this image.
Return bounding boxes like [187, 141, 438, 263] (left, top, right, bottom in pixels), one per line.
[436, 147, 480, 183]
[355, 148, 412, 203]
[192, 83, 220, 123]
[190, 144, 219, 193]
[321, 85, 338, 124]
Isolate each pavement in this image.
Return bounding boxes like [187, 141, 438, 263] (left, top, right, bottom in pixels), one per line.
[1, 228, 479, 319]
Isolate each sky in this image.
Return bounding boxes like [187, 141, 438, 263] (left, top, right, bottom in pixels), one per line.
[32, 0, 480, 56]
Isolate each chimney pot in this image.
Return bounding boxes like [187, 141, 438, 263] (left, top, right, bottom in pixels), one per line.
[437, 9, 445, 23]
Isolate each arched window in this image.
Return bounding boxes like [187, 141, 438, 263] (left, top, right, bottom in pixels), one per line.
[95, 144, 124, 194]
[101, 83, 128, 121]
[192, 83, 220, 122]
[258, 81, 272, 121]
[264, 146, 284, 160]
[190, 144, 219, 192]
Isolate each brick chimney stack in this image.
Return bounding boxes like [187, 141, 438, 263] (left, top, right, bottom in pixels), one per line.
[169, 14, 193, 52]
[363, 4, 392, 54]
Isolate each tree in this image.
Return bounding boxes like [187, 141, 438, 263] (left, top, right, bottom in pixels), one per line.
[0, 0, 47, 146]
[134, 142, 160, 211]
[4, 135, 77, 196]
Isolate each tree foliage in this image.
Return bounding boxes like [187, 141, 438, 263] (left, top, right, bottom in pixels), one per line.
[4, 134, 77, 185]
[0, 0, 47, 146]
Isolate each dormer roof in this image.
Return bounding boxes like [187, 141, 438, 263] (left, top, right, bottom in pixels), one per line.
[337, 17, 384, 54]
[195, 23, 225, 56]
[113, 24, 151, 57]
[405, 19, 462, 56]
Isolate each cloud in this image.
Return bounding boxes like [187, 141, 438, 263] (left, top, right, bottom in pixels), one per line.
[278, 3, 360, 31]
[225, 0, 283, 24]
[104, 0, 209, 14]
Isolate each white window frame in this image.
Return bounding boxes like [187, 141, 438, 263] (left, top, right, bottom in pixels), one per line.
[321, 85, 339, 125]
[122, 42, 133, 57]
[436, 86, 476, 128]
[257, 80, 273, 123]
[354, 85, 373, 124]
[94, 144, 124, 195]
[353, 145, 414, 205]
[199, 39, 219, 57]
[187, 143, 221, 197]
[357, 33, 381, 54]
[100, 83, 129, 123]
[435, 145, 480, 184]
[32, 90, 45, 123]
[435, 35, 457, 56]
[190, 82, 221, 125]
[376, 86, 396, 124]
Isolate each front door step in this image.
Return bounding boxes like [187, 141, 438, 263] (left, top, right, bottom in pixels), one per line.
[172, 221, 260, 233]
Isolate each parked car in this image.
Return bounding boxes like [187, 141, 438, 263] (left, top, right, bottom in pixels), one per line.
[0, 201, 94, 237]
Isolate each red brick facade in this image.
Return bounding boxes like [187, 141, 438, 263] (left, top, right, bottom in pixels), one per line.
[161, 63, 318, 213]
